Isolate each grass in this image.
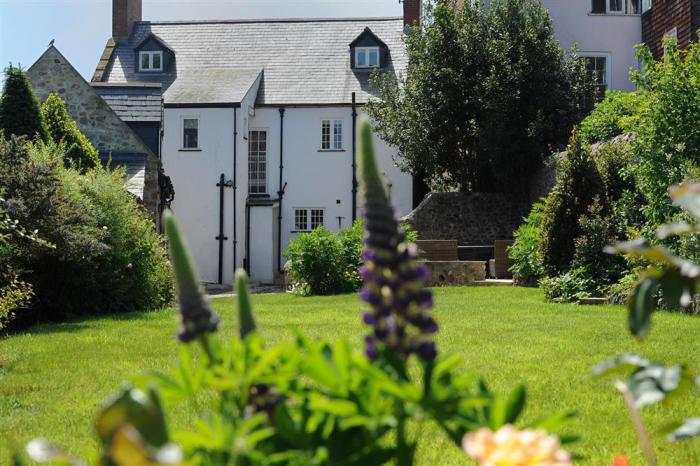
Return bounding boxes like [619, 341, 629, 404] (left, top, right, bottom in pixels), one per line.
[1, 286, 700, 465]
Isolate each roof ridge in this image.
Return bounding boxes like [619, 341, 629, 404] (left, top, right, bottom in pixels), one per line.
[142, 16, 403, 26]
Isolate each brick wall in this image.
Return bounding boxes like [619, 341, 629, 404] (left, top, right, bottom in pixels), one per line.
[113, 0, 142, 37]
[403, 0, 421, 26]
[642, 0, 697, 59]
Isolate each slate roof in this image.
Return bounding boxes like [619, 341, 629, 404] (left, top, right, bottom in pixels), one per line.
[98, 17, 406, 105]
[163, 68, 262, 106]
[99, 152, 147, 199]
[92, 83, 162, 122]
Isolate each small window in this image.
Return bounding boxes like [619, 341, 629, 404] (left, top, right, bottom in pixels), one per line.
[664, 28, 678, 56]
[321, 119, 343, 150]
[294, 208, 324, 231]
[591, 0, 639, 14]
[355, 46, 380, 68]
[183, 118, 199, 149]
[248, 130, 267, 194]
[139, 51, 163, 71]
[580, 54, 609, 100]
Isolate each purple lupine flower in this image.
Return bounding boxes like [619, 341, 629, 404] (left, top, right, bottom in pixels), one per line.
[357, 119, 438, 363]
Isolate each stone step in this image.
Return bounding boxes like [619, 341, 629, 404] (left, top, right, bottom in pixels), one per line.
[474, 279, 514, 286]
[578, 297, 609, 305]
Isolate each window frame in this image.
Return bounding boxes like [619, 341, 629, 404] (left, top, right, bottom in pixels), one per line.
[320, 118, 344, 151]
[664, 27, 678, 56]
[354, 46, 380, 69]
[248, 128, 268, 195]
[181, 116, 200, 150]
[589, 0, 640, 14]
[138, 50, 163, 72]
[576, 52, 612, 98]
[293, 207, 325, 232]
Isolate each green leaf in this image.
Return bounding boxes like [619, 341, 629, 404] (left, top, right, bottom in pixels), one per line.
[628, 278, 659, 338]
[528, 411, 577, 431]
[504, 385, 526, 424]
[235, 269, 257, 339]
[656, 221, 700, 239]
[670, 183, 700, 220]
[593, 353, 652, 378]
[668, 418, 700, 441]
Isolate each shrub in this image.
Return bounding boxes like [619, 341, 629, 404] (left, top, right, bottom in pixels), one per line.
[539, 266, 603, 302]
[41, 93, 99, 169]
[0, 137, 172, 327]
[579, 90, 642, 145]
[540, 130, 605, 275]
[508, 200, 545, 286]
[0, 66, 49, 142]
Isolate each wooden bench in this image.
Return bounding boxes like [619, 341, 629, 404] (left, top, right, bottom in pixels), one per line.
[415, 240, 459, 261]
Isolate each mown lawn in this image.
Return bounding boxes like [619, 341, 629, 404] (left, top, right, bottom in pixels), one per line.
[1, 286, 700, 465]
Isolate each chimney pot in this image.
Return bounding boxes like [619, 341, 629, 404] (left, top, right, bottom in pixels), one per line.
[113, 0, 142, 38]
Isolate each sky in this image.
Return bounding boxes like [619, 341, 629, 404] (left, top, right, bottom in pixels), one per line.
[0, 0, 402, 82]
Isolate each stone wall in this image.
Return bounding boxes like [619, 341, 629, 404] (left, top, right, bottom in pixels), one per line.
[401, 192, 531, 246]
[27, 46, 161, 225]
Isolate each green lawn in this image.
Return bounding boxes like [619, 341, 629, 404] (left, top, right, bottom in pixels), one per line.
[1, 286, 700, 465]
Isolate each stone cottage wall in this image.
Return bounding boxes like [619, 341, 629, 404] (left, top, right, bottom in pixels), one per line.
[27, 47, 160, 224]
[401, 192, 531, 245]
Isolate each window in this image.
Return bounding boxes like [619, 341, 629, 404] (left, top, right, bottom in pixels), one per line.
[355, 46, 380, 68]
[248, 130, 267, 194]
[139, 51, 163, 71]
[182, 118, 199, 149]
[590, 0, 639, 14]
[294, 208, 324, 231]
[579, 54, 609, 100]
[321, 119, 343, 150]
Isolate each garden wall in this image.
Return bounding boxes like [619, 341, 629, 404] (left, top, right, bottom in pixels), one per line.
[401, 192, 531, 245]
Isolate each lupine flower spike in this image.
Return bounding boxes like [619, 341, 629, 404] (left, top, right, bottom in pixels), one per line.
[357, 118, 437, 363]
[163, 211, 220, 343]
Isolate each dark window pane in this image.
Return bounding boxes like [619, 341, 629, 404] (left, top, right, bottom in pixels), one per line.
[591, 0, 606, 13]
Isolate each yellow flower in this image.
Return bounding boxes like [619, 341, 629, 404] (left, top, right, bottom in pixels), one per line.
[463, 425, 572, 466]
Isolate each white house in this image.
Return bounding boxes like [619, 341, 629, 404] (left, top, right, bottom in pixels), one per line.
[93, 0, 646, 285]
[95, 0, 416, 285]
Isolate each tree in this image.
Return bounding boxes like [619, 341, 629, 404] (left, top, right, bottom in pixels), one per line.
[41, 93, 100, 169]
[540, 130, 605, 275]
[367, 0, 595, 192]
[0, 66, 49, 142]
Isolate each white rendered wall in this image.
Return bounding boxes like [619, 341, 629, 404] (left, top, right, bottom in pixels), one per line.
[162, 107, 237, 285]
[541, 0, 641, 91]
[249, 205, 277, 284]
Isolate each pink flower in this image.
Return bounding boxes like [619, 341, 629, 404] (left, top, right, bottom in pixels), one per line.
[463, 425, 572, 466]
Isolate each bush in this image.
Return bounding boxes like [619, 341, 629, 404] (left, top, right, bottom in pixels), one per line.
[579, 90, 642, 145]
[540, 131, 605, 275]
[539, 266, 603, 302]
[508, 200, 545, 286]
[41, 93, 99, 170]
[285, 221, 363, 295]
[0, 137, 172, 327]
[0, 66, 49, 142]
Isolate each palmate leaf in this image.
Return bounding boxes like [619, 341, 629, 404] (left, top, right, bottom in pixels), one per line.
[668, 418, 700, 441]
[594, 354, 695, 408]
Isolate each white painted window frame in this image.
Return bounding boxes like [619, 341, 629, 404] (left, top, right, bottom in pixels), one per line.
[248, 128, 269, 195]
[589, 0, 641, 15]
[293, 207, 325, 232]
[355, 46, 380, 68]
[139, 51, 163, 71]
[320, 118, 344, 151]
[181, 115, 200, 150]
[576, 51, 613, 93]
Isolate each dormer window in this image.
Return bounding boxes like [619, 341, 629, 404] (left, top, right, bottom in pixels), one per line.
[139, 51, 163, 71]
[355, 46, 380, 68]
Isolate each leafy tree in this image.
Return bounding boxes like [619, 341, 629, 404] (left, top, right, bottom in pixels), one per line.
[540, 130, 604, 275]
[367, 0, 594, 192]
[579, 90, 643, 145]
[41, 93, 100, 169]
[0, 66, 49, 142]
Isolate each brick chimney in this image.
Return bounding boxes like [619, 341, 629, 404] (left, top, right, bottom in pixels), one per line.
[113, 0, 142, 38]
[403, 0, 421, 27]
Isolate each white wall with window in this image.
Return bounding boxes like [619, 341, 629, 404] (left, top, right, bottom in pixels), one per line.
[182, 117, 199, 149]
[576, 52, 612, 98]
[139, 51, 163, 71]
[321, 118, 344, 150]
[541, 0, 640, 91]
[293, 208, 325, 231]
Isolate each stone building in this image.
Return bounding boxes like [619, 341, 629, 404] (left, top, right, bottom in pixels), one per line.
[27, 45, 163, 225]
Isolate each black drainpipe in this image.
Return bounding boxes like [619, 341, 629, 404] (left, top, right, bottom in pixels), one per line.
[277, 107, 286, 274]
[351, 92, 358, 221]
[233, 107, 238, 276]
[245, 203, 251, 275]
